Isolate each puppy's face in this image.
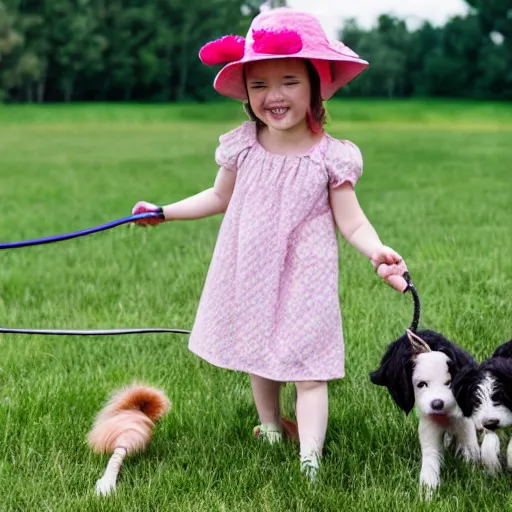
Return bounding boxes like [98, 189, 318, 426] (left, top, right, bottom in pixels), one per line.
[453, 353, 512, 431]
[413, 351, 457, 419]
[472, 372, 512, 430]
[370, 329, 471, 418]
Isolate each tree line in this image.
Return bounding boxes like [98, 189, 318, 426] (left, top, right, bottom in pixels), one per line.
[0, 0, 510, 103]
[340, 3, 511, 100]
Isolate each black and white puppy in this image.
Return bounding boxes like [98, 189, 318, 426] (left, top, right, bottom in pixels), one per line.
[453, 338, 512, 474]
[370, 328, 480, 499]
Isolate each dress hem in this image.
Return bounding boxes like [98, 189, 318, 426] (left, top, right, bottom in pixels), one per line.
[188, 345, 345, 382]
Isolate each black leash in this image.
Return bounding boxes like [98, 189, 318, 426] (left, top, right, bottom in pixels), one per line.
[403, 271, 420, 332]
[0, 327, 190, 336]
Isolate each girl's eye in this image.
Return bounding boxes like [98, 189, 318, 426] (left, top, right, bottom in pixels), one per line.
[250, 85, 265, 90]
[417, 381, 428, 389]
[285, 82, 299, 86]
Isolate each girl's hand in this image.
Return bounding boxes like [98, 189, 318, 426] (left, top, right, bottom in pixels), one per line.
[131, 201, 165, 226]
[370, 246, 408, 293]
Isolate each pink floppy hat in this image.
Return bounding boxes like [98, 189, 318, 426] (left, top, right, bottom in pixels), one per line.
[199, 7, 369, 101]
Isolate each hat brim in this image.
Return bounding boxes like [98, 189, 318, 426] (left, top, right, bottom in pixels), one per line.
[213, 52, 369, 101]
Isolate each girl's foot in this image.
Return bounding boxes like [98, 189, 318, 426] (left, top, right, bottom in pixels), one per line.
[300, 453, 320, 483]
[253, 417, 299, 444]
[253, 424, 283, 444]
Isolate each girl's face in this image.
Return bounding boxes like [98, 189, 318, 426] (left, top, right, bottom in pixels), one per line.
[245, 58, 311, 133]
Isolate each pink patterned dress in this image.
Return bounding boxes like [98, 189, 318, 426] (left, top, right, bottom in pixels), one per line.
[188, 121, 363, 382]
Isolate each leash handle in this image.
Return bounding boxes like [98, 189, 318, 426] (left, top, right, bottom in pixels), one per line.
[0, 211, 165, 250]
[402, 271, 420, 332]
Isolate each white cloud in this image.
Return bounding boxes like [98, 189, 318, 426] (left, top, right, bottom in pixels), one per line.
[287, 0, 469, 39]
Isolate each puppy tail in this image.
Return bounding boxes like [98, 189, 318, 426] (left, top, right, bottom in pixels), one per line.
[87, 383, 171, 455]
[88, 384, 171, 496]
[95, 384, 171, 422]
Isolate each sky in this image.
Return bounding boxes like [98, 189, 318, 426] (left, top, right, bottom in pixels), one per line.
[287, 0, 470, 39]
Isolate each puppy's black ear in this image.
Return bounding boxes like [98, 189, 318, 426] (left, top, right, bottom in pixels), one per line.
[487, 358, 512, 405]
[452, 365, 480, 417]
[492, 339, 512, 360]
[369, 336, 415, 415]
[389, 373, 415, 415]
[369, 338, 406, 386]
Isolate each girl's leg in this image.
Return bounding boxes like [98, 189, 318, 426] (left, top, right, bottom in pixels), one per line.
[295, 380, 328, 481]
[250, 374, 282, 443]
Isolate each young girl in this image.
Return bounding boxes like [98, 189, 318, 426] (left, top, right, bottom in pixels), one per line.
[132, 8, 408, 481]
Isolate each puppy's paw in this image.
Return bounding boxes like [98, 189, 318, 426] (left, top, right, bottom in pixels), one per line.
[458, 443, 480, 463]
[95, 476, 117, 497]
[420, 469, 440, 501]
[481, 431, 502, 476]
[483, 456, 502, 476]
[420, 483, 437, 502]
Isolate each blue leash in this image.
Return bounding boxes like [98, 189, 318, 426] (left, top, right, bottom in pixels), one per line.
[0, 211, 191, 336]
[0, 211, 163, 250]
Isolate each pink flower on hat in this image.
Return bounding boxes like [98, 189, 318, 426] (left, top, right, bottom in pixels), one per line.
[199, 35, 245, 66]
[252, 28, 303, 55]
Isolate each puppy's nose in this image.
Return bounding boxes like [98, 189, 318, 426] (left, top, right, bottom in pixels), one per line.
[483, 419, 500, 431]
[431, 399, 444, 411]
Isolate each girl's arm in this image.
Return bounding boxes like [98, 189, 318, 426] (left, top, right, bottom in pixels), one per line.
[329, 182, 408, 291]
[329, 182, 383, 259]
[162, 167, 236, 220]
[133, 167, 236, 223]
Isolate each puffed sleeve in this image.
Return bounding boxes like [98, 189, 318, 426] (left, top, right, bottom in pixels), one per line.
[214, 121, 255, 172]
[325, 138, 363, 188]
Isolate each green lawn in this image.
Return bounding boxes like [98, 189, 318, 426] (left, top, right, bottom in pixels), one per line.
[0, 100, 511, 511]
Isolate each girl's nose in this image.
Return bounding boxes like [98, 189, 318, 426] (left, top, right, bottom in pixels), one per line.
[266, 86, 284, 102]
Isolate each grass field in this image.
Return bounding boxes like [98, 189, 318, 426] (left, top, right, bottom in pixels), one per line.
[0, 99, 511, 511]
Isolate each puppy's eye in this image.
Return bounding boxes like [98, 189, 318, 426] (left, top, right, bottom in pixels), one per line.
[417, 381, 428, 389]
[445, 380, 452, 386]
